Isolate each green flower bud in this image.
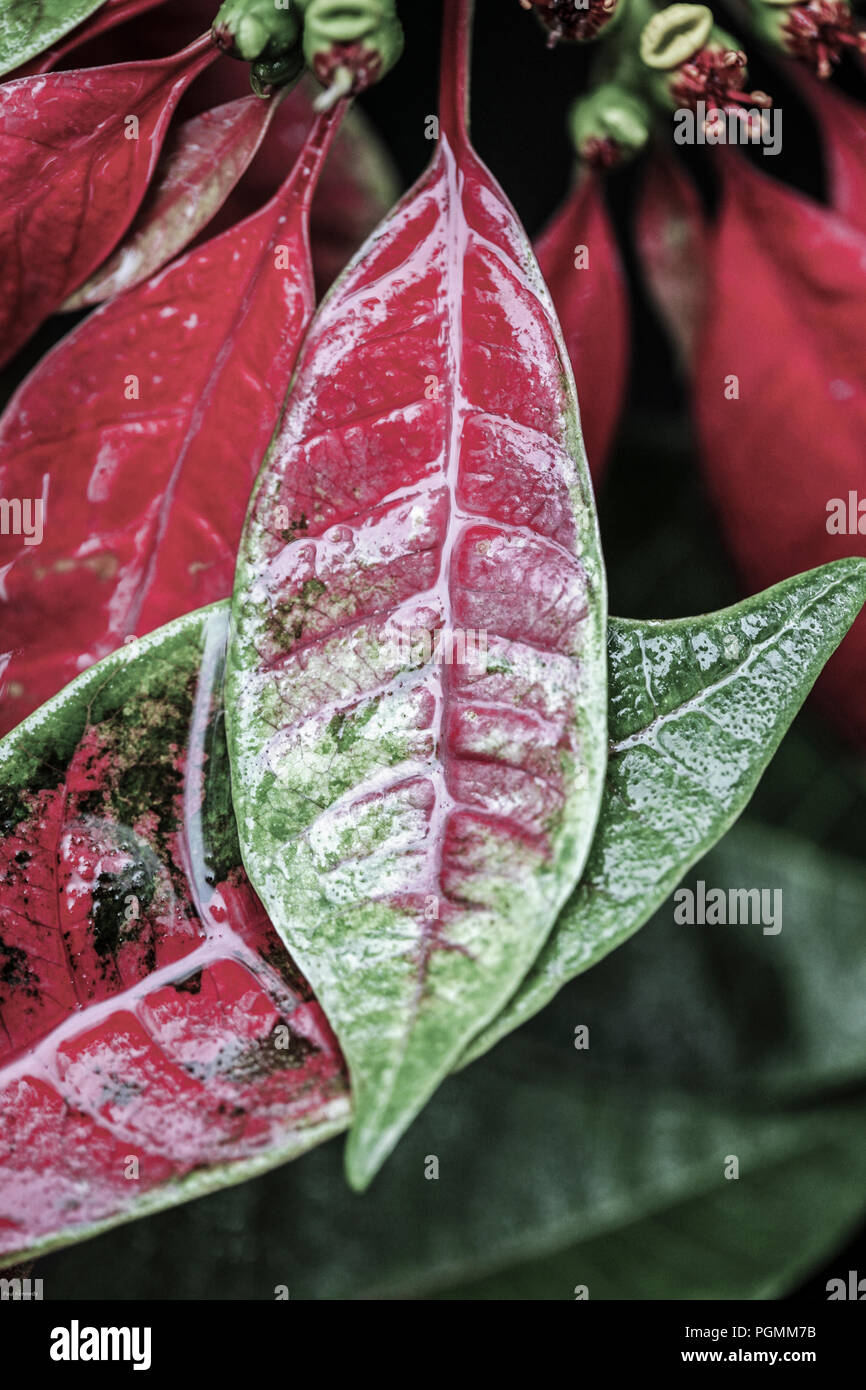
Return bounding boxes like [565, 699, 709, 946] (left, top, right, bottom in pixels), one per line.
[250, 45, 305, 97]
[302, 0, 404, 100]
[569, 82, 651, 165]
[213, 0, 302, 62]
[639, 3, 714, 69]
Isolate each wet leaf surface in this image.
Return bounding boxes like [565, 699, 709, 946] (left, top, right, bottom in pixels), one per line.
[63, 91, 282, 309]
[227, 0, 608, 1189]
[467, 559, 866, 1059]
[0, 103, 344, 736]
[0, 34, 217, 367]
[0, 604, 349, 1266]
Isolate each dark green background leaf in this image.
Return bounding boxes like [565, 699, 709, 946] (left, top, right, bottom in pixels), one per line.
[36, 823, 866, 1298]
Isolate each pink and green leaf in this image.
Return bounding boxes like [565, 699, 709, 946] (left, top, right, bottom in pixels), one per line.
[0, 603, 349, 1268]
[6, 554, 864, 1262]
[226, 0, 608, 1189]
[466, 558, 866, 1060]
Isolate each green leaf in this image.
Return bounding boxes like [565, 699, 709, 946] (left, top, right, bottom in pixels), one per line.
[0, 0, 106, 76]
[432, 1120, 866, 1300]
[466, 559, 866, 1062]
[527, 820, 866, 1102]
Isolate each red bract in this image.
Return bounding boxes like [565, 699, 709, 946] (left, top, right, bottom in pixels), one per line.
[635, 151, 708, 373]
[535, 169, 628, 484]
[0, 103, 345, 737]
[207, 81, 401, 299]
[692, 154, 866, 747]
[796, 72, 866, 232]
[64, 91, 283, 308]
[18, 0, 399, 301]
[0, 34, 217, 368]
[0, 606, 348, 1260]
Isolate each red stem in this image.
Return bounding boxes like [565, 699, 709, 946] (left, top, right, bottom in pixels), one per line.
[178, 31, 219, 61]
[438, 0, 473, 149]
[284, 98, 347, 215]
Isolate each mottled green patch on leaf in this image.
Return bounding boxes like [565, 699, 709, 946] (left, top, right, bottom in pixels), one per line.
[466, 559, 866, 1061]
[0, 0, 105, 75]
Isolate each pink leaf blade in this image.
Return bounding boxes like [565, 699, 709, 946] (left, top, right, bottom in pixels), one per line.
[0, 103, 346, 736]
[793, 72, 866, 235]
[0, 34, 218, 367]
[63, 91, 284, 309]
[695, 152, 866, 747]
[633, 149, 709, 375]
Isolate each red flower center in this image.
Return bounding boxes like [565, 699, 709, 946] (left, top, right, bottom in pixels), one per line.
[671, 46, 772, 118]
[520, 0, 619, 46]
[783, 1, 866, 80]
[582, 135, 626, 169]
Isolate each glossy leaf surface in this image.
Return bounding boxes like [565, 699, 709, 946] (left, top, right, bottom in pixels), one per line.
[68, 81, 401, 308]
[536, 169, 628, 484]
[0, 104, 343, 737]
[467, 558, 866, 1059]
[0, 35, 216, 367]
[0, 604, 349, 1267]
[693, 156, 866, 748]
[64, 93, 282, 309]
[5, 558, 863, 1262]
[227, 0, 608, 1189]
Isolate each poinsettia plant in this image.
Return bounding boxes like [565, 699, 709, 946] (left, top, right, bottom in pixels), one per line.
[1, 0, 865, 1290]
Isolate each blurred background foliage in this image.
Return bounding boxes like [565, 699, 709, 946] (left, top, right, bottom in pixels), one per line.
[10, 0, 865, 1298]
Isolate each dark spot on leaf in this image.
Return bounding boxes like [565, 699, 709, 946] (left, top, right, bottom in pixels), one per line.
[174, 970, 203, 995]
[279, 512, 308, 543]
[0, 937, 39, 997]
